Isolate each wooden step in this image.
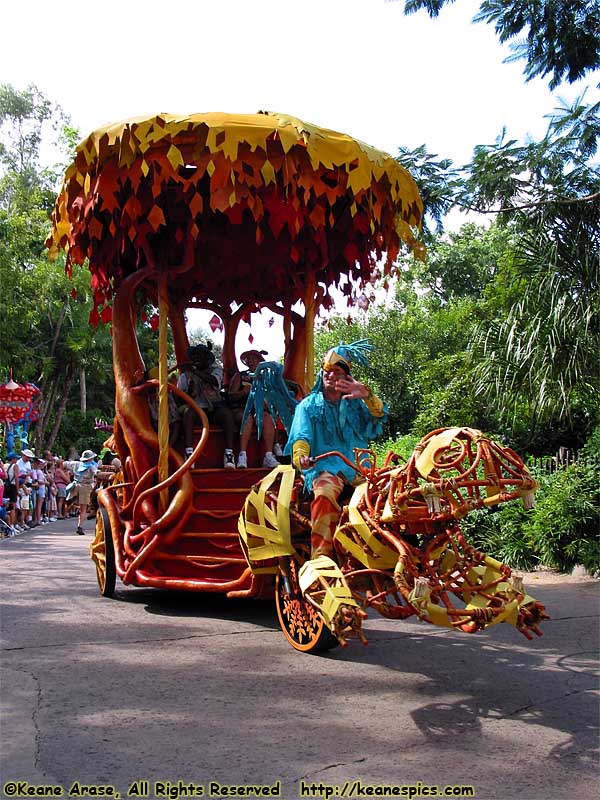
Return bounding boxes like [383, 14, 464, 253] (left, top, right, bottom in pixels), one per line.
[184, 509, 240, 534]
[191, 466, 269, 490]
[142, 428, 279, 592]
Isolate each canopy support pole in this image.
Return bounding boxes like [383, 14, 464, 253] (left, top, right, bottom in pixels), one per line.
[304, 272, 316, 388]
[157, 274, 170, 513]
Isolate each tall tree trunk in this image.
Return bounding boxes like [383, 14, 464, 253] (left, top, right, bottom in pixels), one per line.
[33, 375, 58, 452]
[46, 361, 77, 452]
[33, 301, 70, 451]
[80, 367, 87, 413]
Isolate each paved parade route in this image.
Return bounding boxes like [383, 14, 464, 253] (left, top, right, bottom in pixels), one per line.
[1, 520, 598, 800]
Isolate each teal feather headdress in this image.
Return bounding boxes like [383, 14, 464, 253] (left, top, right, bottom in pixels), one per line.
[312, 339, 375, 393]
[323, 339, 375, 372]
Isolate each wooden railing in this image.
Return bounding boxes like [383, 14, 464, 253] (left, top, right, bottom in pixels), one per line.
[528, 449, 597, 475]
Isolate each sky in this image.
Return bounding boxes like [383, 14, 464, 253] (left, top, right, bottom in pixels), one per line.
[2, 0, 596, 360]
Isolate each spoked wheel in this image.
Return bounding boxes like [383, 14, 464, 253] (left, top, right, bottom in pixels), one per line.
[90, 507, 116, 597]
[275, 553, 339, 654]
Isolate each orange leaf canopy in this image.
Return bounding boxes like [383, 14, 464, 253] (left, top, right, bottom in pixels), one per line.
[48, 111, 424, 315]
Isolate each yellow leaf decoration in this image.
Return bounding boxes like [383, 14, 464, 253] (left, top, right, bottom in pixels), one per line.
[46, 110, 425, 322]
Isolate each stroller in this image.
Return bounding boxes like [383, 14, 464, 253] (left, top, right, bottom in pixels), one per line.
[0, 501, 16, 537]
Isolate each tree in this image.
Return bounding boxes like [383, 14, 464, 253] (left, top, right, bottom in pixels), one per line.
[403, 0, 600, 89]
[470, 197, 599, 446]
[0, 83, 116, 453]
[315, 268, 498, 438]
[393, 95, 599, 447]
[397, 222, 514, 303]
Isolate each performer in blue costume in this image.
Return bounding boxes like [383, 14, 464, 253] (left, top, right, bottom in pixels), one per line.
[284, 340, 387, 558]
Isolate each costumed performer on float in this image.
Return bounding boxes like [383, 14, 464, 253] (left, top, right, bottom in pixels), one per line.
[284, 340, 388, 559]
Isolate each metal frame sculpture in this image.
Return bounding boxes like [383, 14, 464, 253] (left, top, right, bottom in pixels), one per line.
[239, 427, 548, 651]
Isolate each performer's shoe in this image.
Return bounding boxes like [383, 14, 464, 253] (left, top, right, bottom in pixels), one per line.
[262, 452, 279, 468]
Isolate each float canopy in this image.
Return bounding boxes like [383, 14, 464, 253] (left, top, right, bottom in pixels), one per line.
[48, 110, 424, 324]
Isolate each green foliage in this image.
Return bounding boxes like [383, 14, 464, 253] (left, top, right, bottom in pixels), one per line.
[470, 197, 599, 441]
[410, 352, 499, 437]
[394, 145, 459, 233]
[526, 462, 600, 573]
[580, 423, 600, 460]
[403, 0, 600, 89]
[459, 95, 600, 213]
[460, 454, 600, 574]
[0, 82, 117, 453]
[370, 433, 420, 465]
[53, 408, 112, 459]
[400, 223, 513, 303]
[475, 0, 600, 88]
[460, 503, 540, 571]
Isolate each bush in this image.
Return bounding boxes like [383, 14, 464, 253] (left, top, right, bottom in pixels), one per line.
[460, 503, 540, 571]
[525, 462, 600, 574]
[370, 433, 420, 466]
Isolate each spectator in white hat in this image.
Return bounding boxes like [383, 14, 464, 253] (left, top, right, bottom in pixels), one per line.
[63, 450, 99, 535]
[16, 448, 35, 481]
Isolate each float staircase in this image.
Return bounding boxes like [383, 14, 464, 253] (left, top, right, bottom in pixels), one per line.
[149, 427, 274, 595]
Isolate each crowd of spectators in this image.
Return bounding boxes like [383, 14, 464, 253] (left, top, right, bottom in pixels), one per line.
[0, 446, 120, 538]
[0, 343, 288, 538]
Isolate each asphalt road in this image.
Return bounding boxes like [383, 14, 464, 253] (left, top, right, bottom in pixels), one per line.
[1, 518, 598, 800]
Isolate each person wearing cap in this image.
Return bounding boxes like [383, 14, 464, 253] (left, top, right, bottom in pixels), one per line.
[177, 343, 237, 468]
[228, 349, 278, 469]
[284, 340, 388, 559]
[63, 450, 100, 535]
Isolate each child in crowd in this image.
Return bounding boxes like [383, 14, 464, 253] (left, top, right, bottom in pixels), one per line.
[48, 479, 58, 521]
[30, 457, 47, 526]
[17, 477, 32, 529]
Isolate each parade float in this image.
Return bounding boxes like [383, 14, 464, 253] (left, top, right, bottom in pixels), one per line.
[48, 111, 546, 651]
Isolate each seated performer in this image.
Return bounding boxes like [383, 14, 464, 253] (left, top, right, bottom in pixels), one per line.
[284, 340, 387, 558]
[228, 349, 278, 469]
[177, 343, 236, 468]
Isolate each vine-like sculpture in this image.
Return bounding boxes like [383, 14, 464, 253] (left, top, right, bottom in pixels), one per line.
[239, 427, 548, 650]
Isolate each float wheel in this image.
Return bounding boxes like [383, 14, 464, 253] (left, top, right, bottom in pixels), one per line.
[275, 553, 339, 654]
[90, 507, 116, 597]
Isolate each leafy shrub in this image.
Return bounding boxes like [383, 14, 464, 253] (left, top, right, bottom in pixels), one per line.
[525, 461, 600, 574]
[460, 503, 539, 571]
[370, 433, 420, 466]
